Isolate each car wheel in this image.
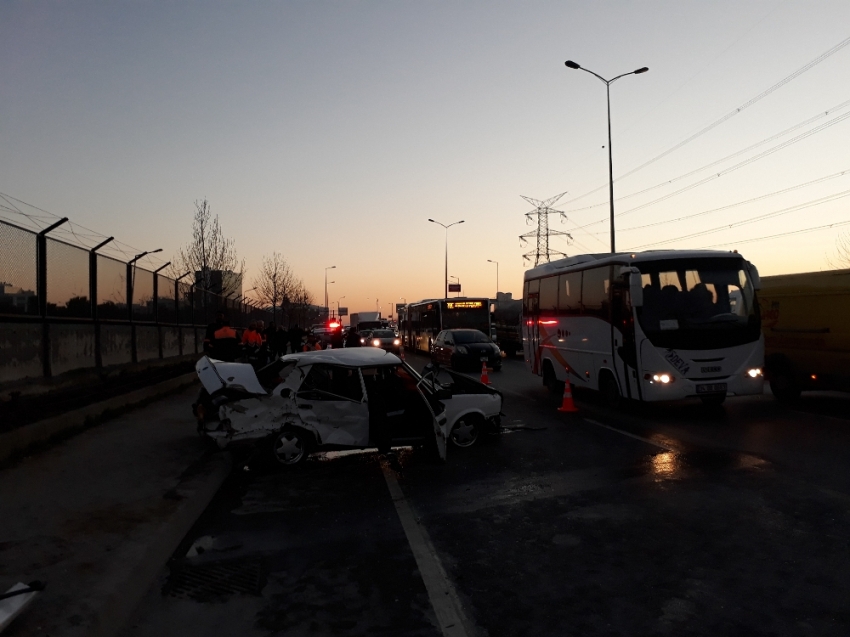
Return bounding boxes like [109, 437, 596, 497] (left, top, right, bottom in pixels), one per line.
[450, 414, 483, 448]
[699, 393, 726, 406]
[270, 428, 310, 466]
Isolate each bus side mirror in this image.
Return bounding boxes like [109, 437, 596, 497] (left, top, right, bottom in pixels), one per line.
[746, 261, 761, 290]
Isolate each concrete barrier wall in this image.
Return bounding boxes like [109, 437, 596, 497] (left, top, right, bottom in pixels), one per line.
[137, 326, 160, 362]
[51, 323, 96, 376]
[162, 327, 180, 358]
[0, 323, 43, 383]
[101, 324, 133, 367]
[0, 322, 206, 387]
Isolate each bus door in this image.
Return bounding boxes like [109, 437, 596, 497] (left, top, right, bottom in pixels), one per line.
[526, 280, 541, 374]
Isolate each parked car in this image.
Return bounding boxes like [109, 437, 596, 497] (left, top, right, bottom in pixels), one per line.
[362, 328, 402, 354]
[431, 328, 502, 371]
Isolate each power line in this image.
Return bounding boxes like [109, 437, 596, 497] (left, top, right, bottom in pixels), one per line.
[573, 107, 850, 231]
[696, 219, 850, 249]
[563, 34, 850, 207]
[610, 168, 850, 235]
[565, 98, 850, 216]
[628, 187, 850, 250]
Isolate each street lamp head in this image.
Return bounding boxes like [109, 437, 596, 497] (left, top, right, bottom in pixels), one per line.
[565, 60, 581, 70]
[458, 220, 465, 224]
[150, 248, 163, 255]
[428, 218, 435, 223]
[634, 67, 649, 74]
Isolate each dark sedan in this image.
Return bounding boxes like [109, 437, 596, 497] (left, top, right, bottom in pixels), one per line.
[431, 329, 502, 372]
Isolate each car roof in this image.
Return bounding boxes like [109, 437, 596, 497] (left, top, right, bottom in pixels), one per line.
[281, 347, 401, 367]
[443, 328, 485, 333]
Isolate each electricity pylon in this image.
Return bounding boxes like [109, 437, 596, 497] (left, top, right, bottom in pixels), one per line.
[519, 192, 573, 266]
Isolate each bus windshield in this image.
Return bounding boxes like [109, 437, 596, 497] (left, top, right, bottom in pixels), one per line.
[635, 257, 760, 349]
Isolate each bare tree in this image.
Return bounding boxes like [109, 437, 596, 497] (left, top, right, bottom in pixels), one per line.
[830, 232, 850, 269]
[284, 280, 314, 327]
[173, 199, 245, 297]
[253, 252, 294, 324]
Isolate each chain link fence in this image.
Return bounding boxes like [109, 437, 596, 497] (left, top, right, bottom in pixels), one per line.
[0, 218, 276, 383]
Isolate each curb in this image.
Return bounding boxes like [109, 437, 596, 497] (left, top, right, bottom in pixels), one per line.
[94, 450, 233, 637]
[0, 372, 198, 466]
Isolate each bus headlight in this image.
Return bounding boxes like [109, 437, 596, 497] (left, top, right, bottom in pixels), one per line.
[747, 368, 762, 378]
[644, 372, 674, 384]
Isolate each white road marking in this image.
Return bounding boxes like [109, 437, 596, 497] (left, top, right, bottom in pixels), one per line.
[381, 464, 473, 637]
[583, 418, 675, 451]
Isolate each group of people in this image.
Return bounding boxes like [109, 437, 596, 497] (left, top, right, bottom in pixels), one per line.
[202, 311, 364, 363]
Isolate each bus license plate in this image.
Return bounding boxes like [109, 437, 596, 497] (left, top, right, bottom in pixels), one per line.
[696, 383, 727, 394]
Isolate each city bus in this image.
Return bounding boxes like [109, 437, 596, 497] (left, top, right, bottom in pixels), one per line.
[400, 298, 492, 353]
[522, 250, 764, 406]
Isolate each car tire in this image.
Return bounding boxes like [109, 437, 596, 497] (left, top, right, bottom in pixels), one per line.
[269, 428, 310, 466]
[449, 414, 483, 448]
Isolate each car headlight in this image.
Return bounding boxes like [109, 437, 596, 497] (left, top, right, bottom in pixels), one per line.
[455, 346, 468, 354]
[360, 338, 365, 344]
[644, 372, 674, 384]
[393, 339, 401, 345]
[747, 368, 762, 378]
[372, 339, 381, 347]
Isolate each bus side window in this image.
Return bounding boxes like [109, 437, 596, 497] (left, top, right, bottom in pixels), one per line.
[559, 272, 581, 315]
[539, 276, 559, 313]
[581, 266, 612, 319]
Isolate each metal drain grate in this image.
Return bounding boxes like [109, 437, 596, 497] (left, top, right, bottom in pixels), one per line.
[165, 558, 266, 602]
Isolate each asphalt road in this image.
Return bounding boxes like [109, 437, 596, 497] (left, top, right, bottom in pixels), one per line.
[125, 352, 850, 637]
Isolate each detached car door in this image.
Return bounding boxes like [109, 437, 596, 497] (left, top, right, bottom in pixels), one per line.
[295, 364, 370, 446]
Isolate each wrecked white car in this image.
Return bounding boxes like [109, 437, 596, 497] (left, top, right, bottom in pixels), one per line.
[194, 348, 504, 465]
[196, 348, 451, 465]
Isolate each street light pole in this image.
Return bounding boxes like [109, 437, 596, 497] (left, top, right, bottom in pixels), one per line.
[565, 60, 648, 253]
[428, 218, 464, 299]
[324, 265, 336, 318]
[487, 259, 499, 299]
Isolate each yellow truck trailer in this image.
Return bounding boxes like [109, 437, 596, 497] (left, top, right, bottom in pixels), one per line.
[759, 268, 850, 401]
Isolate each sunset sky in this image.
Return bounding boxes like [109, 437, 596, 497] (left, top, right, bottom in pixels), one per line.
[2, 1, 849, 317]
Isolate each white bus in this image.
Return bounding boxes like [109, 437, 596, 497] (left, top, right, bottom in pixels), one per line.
[522, 250, 764, 406]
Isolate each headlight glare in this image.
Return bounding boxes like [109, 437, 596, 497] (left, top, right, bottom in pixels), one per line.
[747, 368, 762, 378]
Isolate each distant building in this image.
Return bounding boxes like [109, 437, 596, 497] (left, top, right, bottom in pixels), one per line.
[0, 281, 37, 313]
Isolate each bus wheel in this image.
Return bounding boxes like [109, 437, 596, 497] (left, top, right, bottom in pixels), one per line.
[769, 367, 801, 403]
[542, 362, 563, 394]
[599, 373, 622, 409]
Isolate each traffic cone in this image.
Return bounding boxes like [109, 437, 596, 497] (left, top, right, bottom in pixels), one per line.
[480, 361, 491, 385]
[557, 379, 579, 413]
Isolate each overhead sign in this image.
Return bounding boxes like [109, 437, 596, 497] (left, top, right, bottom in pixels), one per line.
[446, 300, 483, 310]
[448, 283, 462, 293]
[338, 307, 348, 316]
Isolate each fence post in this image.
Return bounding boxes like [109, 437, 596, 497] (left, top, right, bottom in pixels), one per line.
[153, 263, 171, 360]
[89, 237, 114, 369]
[36, 217, 68, 378]
[175, 272, 192, 357]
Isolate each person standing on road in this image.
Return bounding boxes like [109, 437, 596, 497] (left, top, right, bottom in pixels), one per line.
[345, 326, 361, 348]
[211, 317, 239, 361]
[289, 325, 304, 355]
